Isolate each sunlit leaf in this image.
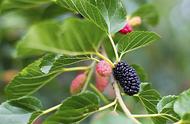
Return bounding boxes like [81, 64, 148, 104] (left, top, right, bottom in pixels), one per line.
[117, 31, 160, 55]
[157, 95, 180, 122]
[136, 82, 165, 124]
[57, 0, 127, 33]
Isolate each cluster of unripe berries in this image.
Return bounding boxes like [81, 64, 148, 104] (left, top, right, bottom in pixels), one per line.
[70, 16, 142, 95]
[70, 60, 141, 96]
[70, 60, 112, 94]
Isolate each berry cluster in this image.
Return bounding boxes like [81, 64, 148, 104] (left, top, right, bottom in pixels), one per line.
[70, 60, 112, 94]
[96, 60, 112, 92]
[113, 61, 141, 96]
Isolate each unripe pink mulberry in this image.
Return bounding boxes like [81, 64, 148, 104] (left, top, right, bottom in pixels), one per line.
[119, 23, 133, 34]
[95, 71, 109, 92]
[128, 16, 142, 27]
[70, 73, 86, 94]
[96, 60, 112, 77]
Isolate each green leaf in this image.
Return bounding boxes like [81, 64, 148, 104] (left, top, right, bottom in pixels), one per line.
[136, 82, 165, 124]
[117, 31, 160, 55]
[132, 4, 159, 26]
[9, 96, 42, 112]
[174, 89, 190, 117]
[44, 91, 100, 124]
[57, 0, 127, 33]
[0, 96, 42, 124]
[1, 0, 52, 10]
[16, 18, 106, 57]
[6, 54, 90, 99]
[179, 113, 190, 124]
[131, 64, 148, 82]
[5, 55, 58, 99]
[91, 111, 134, 124]
[157, 95, 179, 122]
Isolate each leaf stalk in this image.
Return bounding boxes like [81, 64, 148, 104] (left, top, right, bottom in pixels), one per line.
[96, 52, 115, 67]
[108, 34, 119, 62]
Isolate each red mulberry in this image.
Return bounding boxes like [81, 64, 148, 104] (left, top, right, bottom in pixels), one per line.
[70, 73, 86, 94]
[96, 60, 112, 77]
[95, 71, 109, 92]
[119, 23, 133, 34]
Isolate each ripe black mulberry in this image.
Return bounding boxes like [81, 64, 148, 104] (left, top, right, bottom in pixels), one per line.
[113, 61, 141, 96]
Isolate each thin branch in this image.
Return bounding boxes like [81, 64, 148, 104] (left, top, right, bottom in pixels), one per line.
[108, 34, 119, 62]
[39, 98, 116, 122]
[133, 113, 179, 121]
[42, 104, 62, 115]
[118, 52, 125, 61]
[113, 102, 118, 111]
[113, 83, 141, 124]
[90, 57, 100, 62]
[133, 113, 167, 118]
[82, 99, 117, 117]
[133, 113, 179, 122]
[98, 99, 117, 111]
[81, 62, 96, 92]
[89, 54, 100, 62]
[63, 66, 90, 72]
[96, 52, 115, 67]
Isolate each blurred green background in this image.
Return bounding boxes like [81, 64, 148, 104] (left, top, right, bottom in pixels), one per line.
[0, 0, 190, 123]
[126, 0, 190, 96]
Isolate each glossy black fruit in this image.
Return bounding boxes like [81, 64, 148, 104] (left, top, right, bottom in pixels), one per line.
[113, 61, 140, 96]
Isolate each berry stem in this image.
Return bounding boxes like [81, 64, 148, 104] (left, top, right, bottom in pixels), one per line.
[89, 83, 110, 104]
[42, 104, 62, 115]
[132, 113, 179, 121]
[83, 99, 117, 116]
[81, 62, 96, 92]
[90, 55, 100, 62]
[40, 97, 116, 120]
[119, 52, 125, 61]
[63, 66, 90, 72]
[113, 82, 142, 124]
[30, 103, 62, 123]
[98, 99, 117, 111]
[108, 34, 119, 62]
[96, 52, 114, 67]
